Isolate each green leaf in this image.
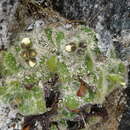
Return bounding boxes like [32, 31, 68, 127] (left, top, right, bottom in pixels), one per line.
[56, 32, 64, 45]
[44, 28, 53, 43]
[96, 70, 108, 102]
[0, 79, 45, 115]
[64, 96, 79, 109]
[84, 90, 96, 102]
[9, 81, 20, 88]
[85, 51, 94, 72]
[51, 125, 57, 130]
[57, 61, 73, 83]
[0, 86, 7, 97]
[58, 62, 68, 74]
[39, 56, 47, 64]
[81, 26, 93, 33]
[88, 90, 95, 101]
[15, 46, 21, 53]
[62, 109, 76, 119]
[107, 74, 124, 84]
[97, 72, 104, 89]
[18, 87, 45, 115]
[57, 62, 70, 82]
[46, 56, 58, 72]
[118, 63, 126, 73]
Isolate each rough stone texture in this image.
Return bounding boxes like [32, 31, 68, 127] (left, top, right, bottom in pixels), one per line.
[1, 0, 128, 54]
[51, 0, 129, 55]
[0, 0, 20, 48]
[0, 102, 23, 130]
[0, 0, 129, 54]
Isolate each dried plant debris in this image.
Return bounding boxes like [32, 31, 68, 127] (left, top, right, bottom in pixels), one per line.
[0, 23, 127, 130]
[76, 77, 95, 97]
[22, 103, 108, 130]
[43, 73, 60, 108]
[22, 103, 59, 130]
[66, 104, 108, 130]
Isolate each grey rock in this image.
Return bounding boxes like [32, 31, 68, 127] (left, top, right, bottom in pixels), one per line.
[96, 16, 113, 54]
[25, 20, 45, 32]
[0, 0, 20, 48]
[0, 102, 23, 130]
[51, 0, 128, 54]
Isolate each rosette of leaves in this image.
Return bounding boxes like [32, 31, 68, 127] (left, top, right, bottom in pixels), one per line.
[0, 24, 127, 128]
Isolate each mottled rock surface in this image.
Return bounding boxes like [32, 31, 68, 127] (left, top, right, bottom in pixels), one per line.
[0, 102, 23, 130]
[0, 0, 20, 48]
[51, 0, 129, 55]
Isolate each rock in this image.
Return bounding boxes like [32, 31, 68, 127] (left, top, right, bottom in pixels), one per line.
[0, 102, 23, 130]
[25, 20, 45, 32]
[0, 0, 20, 48]
[51, 0, 128, 55]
